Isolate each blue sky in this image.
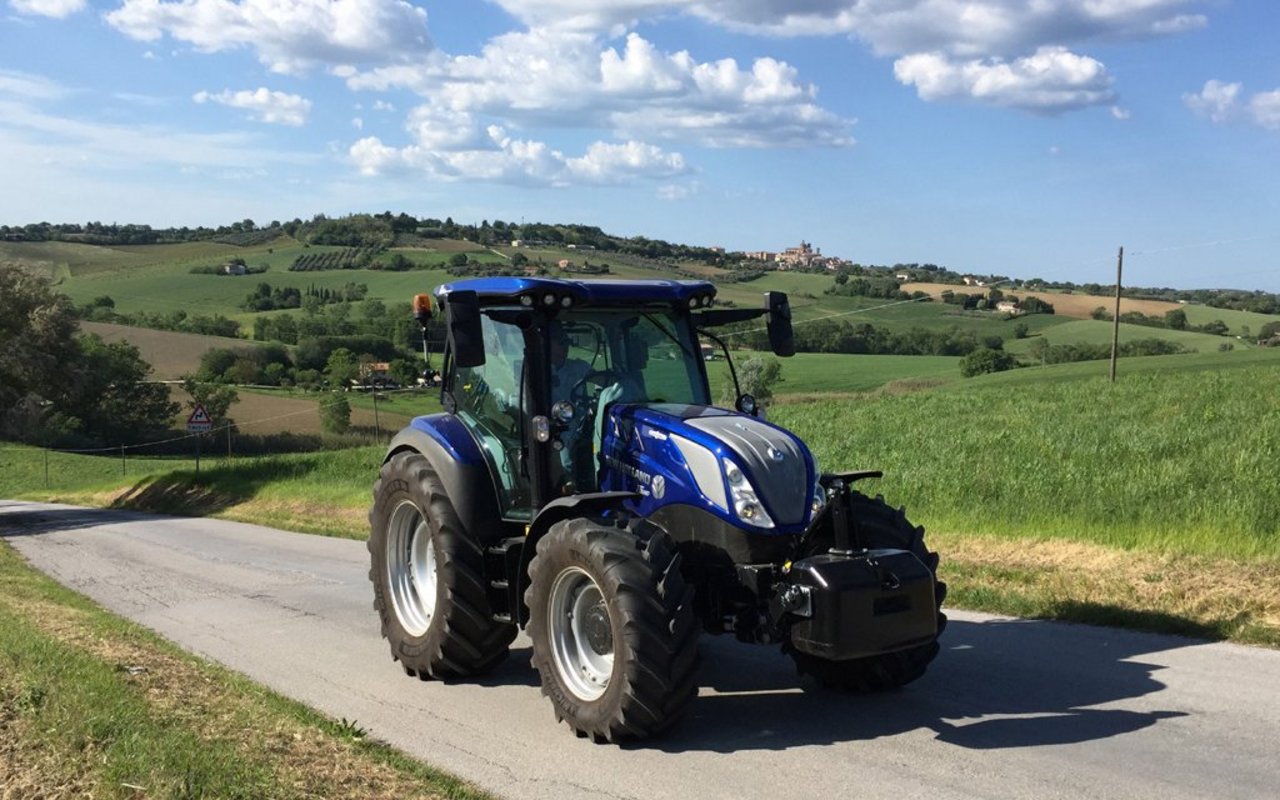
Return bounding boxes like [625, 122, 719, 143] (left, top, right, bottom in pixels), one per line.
[2, 1, 1277, 291]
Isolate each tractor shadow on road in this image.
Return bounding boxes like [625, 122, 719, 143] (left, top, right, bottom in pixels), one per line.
[0, 501, 162, 537]
[643, 616, 1190, 753]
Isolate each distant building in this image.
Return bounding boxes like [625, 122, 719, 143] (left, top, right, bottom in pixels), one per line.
[776, 241, 821, 269]
[995, 301, 1022, 314]
[223, 263, 246, 276]
[510, 239, 522, 247]
[744, 250, 776, 262]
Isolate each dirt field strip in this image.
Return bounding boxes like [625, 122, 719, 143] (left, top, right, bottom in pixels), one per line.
[902, 282, 1184, 319]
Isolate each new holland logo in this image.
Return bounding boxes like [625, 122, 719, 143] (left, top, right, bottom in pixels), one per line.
[767, 445, 785, 462]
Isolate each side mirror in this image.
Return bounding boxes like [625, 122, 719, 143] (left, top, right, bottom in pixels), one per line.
[764, 292, 795, 357]
[446, 290, 486, 368]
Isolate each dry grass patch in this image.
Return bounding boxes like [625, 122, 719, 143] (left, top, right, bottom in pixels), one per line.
[935, 531, 1280, 646]
[0, 543, 490, 799]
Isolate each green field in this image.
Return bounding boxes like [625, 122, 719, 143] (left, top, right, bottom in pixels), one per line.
[708, 351, 960, 399]
[775, 349, 1280, 559]
[1004, 318, 1247, 354]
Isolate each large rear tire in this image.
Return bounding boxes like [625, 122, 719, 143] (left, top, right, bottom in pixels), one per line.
[786, 492, 947, 692]
[526, 516, 699, 742]
[368, 451, 516, 679]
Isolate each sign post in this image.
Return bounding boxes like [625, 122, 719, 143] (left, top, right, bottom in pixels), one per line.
[187, 404, 213, 473]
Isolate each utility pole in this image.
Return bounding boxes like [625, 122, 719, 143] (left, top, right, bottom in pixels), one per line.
[373, 391, 382, 439]
[121, 445, 126, 477]
[1109, 246, 1124, 383]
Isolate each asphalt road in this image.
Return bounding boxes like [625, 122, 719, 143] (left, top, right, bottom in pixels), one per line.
[3, 499, 1278, 799]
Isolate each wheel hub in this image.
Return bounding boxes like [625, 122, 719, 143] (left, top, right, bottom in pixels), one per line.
[547, 566, 614, 701]
[583, 602, 613, 656]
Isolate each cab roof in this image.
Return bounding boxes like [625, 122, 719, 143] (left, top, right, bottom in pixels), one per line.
[435, 277, 716, 307]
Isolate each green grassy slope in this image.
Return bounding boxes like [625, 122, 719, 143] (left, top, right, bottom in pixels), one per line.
[775, 348, 1280, 558]
[1004, 318, 1246, 353]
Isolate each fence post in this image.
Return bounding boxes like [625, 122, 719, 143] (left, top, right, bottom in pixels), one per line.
[121, 445, 126, 477]
[1109, 246, 1124, 383]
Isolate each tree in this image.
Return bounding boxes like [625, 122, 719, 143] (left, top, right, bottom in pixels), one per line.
[180, 378, 239, 430]
[722, 357, 782, 408]
[0, 265, 79, 420]
[960, 347, 1017, 377]
[58, 336, 180, 444]
[1200, 319, 1229, 336]
[449, 253, 469, 268]
[1013, 322, 1030, 339]
[1164, 308, 1188, 330]
[325, 347, 359, 388]
[510, 252, 529, 268]
[320, 392, 351, 434]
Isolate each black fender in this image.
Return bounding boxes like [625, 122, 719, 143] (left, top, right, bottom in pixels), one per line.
[514, 491, 640, 625]
[382, 425, 510, 545]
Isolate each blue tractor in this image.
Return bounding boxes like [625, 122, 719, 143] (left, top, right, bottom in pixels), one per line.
[368, 277, 945, 741]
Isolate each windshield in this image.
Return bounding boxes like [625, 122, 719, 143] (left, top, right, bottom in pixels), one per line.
[555, 308, 710, 406]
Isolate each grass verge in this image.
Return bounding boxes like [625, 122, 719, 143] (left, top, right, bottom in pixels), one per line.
[0, 541, 492, 799]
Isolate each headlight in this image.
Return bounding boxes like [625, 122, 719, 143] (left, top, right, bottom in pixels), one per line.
[722, 458, 775, 529]
[811, 475, 825, 517]
[670, 436, 776, 529]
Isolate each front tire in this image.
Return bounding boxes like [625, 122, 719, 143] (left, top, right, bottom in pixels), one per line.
[368, 451, 515, 679]
[526, 517, 699, 742]
[787, 492, 947, 692]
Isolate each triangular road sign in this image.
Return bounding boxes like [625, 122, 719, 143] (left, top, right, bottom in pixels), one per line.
[187, 403, 213, 431]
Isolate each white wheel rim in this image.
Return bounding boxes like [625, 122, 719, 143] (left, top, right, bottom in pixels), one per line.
[386, 500, 438, 637]
[548, 566, 613, 701]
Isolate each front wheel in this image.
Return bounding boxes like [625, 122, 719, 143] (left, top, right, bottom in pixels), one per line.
[526, 517, 699, 742]
[786, 492, 947, 692]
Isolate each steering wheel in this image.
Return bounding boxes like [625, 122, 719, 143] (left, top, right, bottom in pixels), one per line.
[568, 368, 624, 408]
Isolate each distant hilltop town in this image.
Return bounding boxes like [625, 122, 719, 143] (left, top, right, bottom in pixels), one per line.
[742, 241, 838, 270]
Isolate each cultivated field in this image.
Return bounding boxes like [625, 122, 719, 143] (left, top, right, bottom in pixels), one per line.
[81, 321, 271, 380]
[901, 282, 1184, 319]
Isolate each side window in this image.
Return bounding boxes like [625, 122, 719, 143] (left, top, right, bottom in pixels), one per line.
[452, 312, 530, 517]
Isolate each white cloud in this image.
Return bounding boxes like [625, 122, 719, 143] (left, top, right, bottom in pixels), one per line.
[372, 99, 395, 112]
[1110, 105, 1131, 120]
[349, 124, 688, 187]
[1183, 80, 1280, 132]
[0, 69, 69, 100]
[194, 87, 313, 126]
[0, 97, 315, 171]
[106, 0, 432, 75]
[1247, 90, 1280, 131]
[893, 47, 1114, 114]
[494, 1, 1208, 56]
[1183, 79, 1241, 124]
[352, 116, 363, 130]
[488, 1, 1209, 112]
[347, 30, 853, 148]
[657, 181, 699, 201]
[9, 0, 85, 18]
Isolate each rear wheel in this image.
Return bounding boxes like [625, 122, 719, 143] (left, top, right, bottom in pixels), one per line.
[786, 492, 947, 692]
[368, 451, 516, 678]
[526, 517, 699, 742]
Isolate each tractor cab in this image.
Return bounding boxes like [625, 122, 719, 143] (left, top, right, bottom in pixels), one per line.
[428, 278, 793, 521]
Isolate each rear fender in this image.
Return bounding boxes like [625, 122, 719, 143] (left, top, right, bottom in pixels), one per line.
[513, 492, 640, 626]
[383, 415, 506, 544]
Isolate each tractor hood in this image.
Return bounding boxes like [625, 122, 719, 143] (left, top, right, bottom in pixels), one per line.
[600, 403, 817, 530]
